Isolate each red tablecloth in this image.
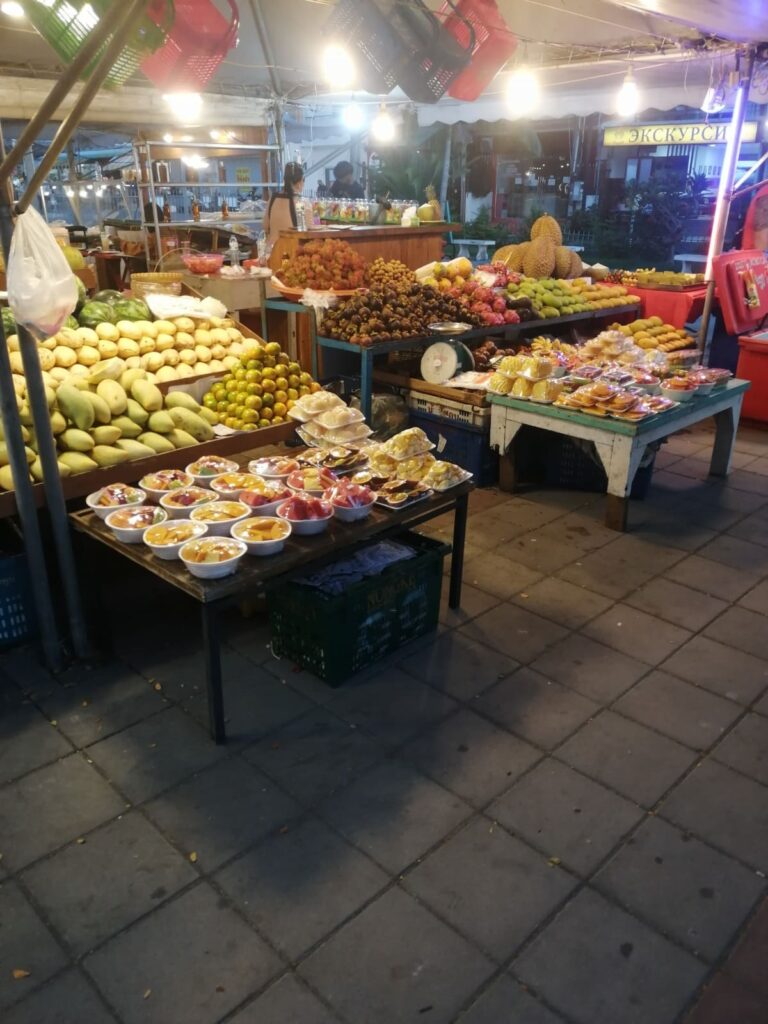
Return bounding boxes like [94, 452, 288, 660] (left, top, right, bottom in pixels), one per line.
[628, 286, 709, 328]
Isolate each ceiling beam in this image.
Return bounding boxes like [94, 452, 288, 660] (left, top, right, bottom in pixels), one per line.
[247, 0, 282, 97]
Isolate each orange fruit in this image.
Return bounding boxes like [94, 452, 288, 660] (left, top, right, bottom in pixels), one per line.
[273, 402, 287, 417]
[275, 390, 288, 404]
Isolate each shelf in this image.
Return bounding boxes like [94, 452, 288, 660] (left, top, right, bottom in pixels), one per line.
[141, 219, 263, 228]
[147, 182, 279, 188]
[144, 141, 280, 152]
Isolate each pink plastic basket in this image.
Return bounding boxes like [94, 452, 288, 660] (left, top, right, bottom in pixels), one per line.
[441, 0, 517, 101]
[142, 0, 239, 91]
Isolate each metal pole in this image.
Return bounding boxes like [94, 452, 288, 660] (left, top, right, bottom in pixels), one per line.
[0, 12, 118, 183]
[15, 0, 148, 214]
[0, 167, 64, 670]
[439, 125, 453, 211]
[699, 50, 755, 357]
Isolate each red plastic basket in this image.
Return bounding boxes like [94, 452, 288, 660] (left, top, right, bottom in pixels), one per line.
[441, 0, 517, 101]
[141, 0, 239, 91]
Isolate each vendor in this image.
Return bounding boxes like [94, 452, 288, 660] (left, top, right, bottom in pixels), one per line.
[742, 183, 768, 251]
[329, 160, 364, 200]
[264, 162, 304, 248]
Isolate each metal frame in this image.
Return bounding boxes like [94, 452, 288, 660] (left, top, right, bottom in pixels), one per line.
[0, 0, 149, 667]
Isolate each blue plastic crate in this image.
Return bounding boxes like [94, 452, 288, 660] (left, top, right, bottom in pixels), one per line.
[408, 408, 498, 486]
[0, 553, 33, 648]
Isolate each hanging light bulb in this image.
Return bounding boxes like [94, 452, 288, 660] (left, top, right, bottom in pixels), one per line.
[163, 92, 203, 122]
[1, 2, 25, 17]
[162, 132, 174, 144]
[371, 106, 395, 143]
[78, 189, 87, 198]
[322, 43, 355, 89]
[616, 68, 640, 118]
[505, 67, 540, 116]
[342, 102, 365, 132]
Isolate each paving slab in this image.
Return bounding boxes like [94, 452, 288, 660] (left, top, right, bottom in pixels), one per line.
[405, 816, 576, 960]
[496, 533, 581, 575]
[722, 896, 768, 998]
[558, 536, 684, 601]
[86, 707, 226, 804]
[438, 579, 501, 628]
[316, 759, 470, 874]
[704, 605, 768, 662]
[0, 881, 68, 1010]
[400, 631, 519, 701]
[557, 711, 696, 807]
[0, 705, 72, 785]
[710, 713, 768, 786]
[665, 554, 760, 602]
[530, 634, 648, 703]
[463, 552, 544, 601]
[661, 760, 768, 872]
[243, 707, 387, 805]
[459, 605, 569, 664]
[697, 534, 768, 575]
[299, 886, 493, 1024]
[398, 708, 540, 807]
[459, 973, 565, 1024]
[514, 888, 706, 1024]
[582, 604, 692, 665]
[0, 754, 124, 871]
[738, 578, 768, 614]
[216, 817, 387, 960]
[661, 635, 768, 704]
[3, 969, 116, 1024]
[594, 816, 765, 961]
[21, 811, 196, 955]
[228, 974, 337, 1024]
[489, 759, 643, 876]
[475, 667, 599, 751]
[625, 578, 728, 632]
[613, 671, 742, 750]
[508, 577, 613, 630]
[84, 882, 281, 1024]
[144, 758, 301, 870]
[685, 971, 767, 1024]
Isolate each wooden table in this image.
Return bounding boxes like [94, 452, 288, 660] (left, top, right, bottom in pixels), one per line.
[489, 380, 750, 530]
[268, 224, 459, 273]
[71, 482, 471, 743]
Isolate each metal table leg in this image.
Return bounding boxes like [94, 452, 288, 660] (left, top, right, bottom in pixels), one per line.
[449, 492, 468, 608]
[201, 602, 226, 744]
[361, 348, 373, 422]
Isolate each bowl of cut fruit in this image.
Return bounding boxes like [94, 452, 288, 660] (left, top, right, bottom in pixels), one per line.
[186, 456, 239, 486]
[238, 480, 292, 518]
[276, 494, 333, 535]
[210, 472, 263, 499]
[287, 467, 337, 496]
[139, 469, 194, 504]
[144, 520, 207, 560]
[86, 483, 146, 520]
[248, 456, 300, 479]
[180, 537, 247, 579]
[231, 516, 292, 555]
[190, 500, 251, 536]
[660, 377, 697, 402]
[159, 487, 216, 519]
[323, 479, 376, 522]
[105, 505, 167, 544]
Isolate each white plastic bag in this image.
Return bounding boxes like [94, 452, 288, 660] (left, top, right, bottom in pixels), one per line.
[7, 206, 78, 338]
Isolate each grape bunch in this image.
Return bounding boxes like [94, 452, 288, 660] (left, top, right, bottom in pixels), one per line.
[322, 282, 482, 347]
[279, 238, 366, 290]
[366, 257, 416, 291]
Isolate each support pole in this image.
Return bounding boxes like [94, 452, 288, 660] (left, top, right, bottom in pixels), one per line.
[699, 50, 755, 359]
[439, 125, 453, 211]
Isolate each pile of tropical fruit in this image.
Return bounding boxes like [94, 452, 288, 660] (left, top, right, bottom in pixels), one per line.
[493, 216, 585, 280]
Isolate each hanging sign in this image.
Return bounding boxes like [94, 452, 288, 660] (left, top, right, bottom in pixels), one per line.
[604, 122, 759, 146]
[235, 167, 250, 183]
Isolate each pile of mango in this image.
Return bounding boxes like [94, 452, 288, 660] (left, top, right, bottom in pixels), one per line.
[1, 359, 217, 491]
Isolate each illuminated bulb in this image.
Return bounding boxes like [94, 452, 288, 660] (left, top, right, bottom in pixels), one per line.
[616, 68, 640, 118]
[163, 92, 203, 122]
[1, 2, 25, 18]
[505, 67, 540, 116]
[342, 103, 365, 132]
[371, 107, 395, 143]
[65, 188, 74, 197]
[182, 154, 209, 169]
[322, 43, 355, 88]
[78, 189, 87, 198]
[162, 132, 173, 144]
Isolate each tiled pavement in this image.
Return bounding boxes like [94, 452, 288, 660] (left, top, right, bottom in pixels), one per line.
[1, 422, 768, 1024]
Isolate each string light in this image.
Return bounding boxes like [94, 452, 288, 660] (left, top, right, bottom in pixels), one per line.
[616, 68, 640, 118]
[342, 103, 365, 132]
[506, 67, 540, 116]
[371, 106, 395, 143]
[322, 43, 355, 89]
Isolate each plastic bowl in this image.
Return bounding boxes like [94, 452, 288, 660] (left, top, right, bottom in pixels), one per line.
[179, 537, 247, 579]
[660, 385, 695, 403]
[248, 457, 300, 479]
[159, 488, 216, 519]
[209, 473, 263, 499]
[105, 505, 167, 543]
[276, 499, 333, 535]
[331, 498, 375, 523]
[139, 471, 194, 504]
[190, 500, 251, 536]
[691, 380, 715, 396]
[181, 253, 225, 275]
[185, 457, 239, 486]
[86, 486, 146, 521]
[231, 516, 292, 556]
[143, 520, 207, 560]
[238, 491, 286, 519]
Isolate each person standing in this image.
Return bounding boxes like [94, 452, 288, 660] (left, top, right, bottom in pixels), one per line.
[263, 161, 305, 248]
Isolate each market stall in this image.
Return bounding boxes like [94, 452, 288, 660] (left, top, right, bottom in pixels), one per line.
[268, 224, 460, 274]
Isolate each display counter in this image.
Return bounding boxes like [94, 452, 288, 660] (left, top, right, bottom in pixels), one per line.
[269, 224, 460, 272]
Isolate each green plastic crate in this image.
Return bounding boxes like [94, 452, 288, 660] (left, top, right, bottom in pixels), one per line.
[268, 532, 449, 685]
[24, 0, 172, 88]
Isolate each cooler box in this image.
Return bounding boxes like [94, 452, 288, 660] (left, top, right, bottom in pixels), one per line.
[737, 331, 768, 422]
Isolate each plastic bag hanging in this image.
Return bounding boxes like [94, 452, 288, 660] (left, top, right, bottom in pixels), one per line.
[6, 206, 79, 339]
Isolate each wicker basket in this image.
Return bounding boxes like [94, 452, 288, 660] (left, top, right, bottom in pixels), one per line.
[130, 271, 184, 300]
